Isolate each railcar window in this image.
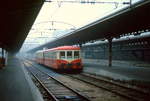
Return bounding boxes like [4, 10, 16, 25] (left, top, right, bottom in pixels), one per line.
[67, 51, 72, 59]
[53, 52, 56, 59]
[60, 51, 65, 59]
[46, 52, 49, 58]
[74, 51, 79, 59]
[49, 52, 52, 58]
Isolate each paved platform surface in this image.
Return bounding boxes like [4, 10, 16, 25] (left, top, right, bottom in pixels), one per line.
[83, 59, 150, 82]
[0, 57, 44, 101]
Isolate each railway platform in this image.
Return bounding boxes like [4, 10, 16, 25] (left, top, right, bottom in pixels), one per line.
[0, 57, 44, 101]
[83, 59, 150, 82]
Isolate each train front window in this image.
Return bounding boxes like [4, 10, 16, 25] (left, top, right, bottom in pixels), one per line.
[67, 51, 72, 59]
[60, 51, 65, 59]
[74, 51, 80, 59]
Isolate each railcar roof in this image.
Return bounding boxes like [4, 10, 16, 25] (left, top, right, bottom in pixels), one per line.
[35, 50, 43, 53]
[44, 46, 80, 52]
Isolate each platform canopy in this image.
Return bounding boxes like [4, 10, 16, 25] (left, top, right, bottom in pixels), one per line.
[0, 0, 44, 53]
[29, 0, 150, 53]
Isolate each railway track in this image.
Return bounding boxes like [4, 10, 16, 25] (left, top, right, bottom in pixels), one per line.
[23, 61, 90, 101]
[23, 59, 150, 101]
[29, 72, 54, 101]
[64, 73, 150, 101]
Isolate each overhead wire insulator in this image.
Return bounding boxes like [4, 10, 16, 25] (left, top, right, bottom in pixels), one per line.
[57, 1, 62, 7]
[114, 2, 119, 8]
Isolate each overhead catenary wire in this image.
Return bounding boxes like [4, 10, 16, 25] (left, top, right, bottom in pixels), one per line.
[45, 0, 130, 5]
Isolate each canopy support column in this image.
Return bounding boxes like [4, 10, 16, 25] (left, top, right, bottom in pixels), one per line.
[2, 48, 4, 59]
[79, 43, 82, 48]
[108, 37, 112, 67]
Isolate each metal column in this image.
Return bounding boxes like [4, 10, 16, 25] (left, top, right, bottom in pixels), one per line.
[2, 48, 4, 59]
[79, 43, 82, 48]
[108, 38, 112, 67]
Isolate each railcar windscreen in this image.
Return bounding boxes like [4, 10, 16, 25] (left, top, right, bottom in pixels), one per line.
[67, 51, 72, 59]
[60, 51, 65, 59]
[74, 51, 80, 59]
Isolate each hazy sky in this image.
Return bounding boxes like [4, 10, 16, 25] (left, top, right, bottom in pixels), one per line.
[28, 0, 131, 38]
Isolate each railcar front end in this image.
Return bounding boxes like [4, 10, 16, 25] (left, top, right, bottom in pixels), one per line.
[56, 50, 83, 71]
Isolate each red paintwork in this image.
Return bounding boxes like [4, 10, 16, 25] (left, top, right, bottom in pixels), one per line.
[41, 58, 83, 70]
[44, 46, 80, 52]
[56, 59, 82, 69]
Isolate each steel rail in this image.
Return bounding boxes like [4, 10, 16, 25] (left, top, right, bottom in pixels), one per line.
[23, 62, 59, 101]
[45, 73, 90, 101]
[81, 73, 149, 94]
[65, 73, 149, 101]
[24, 61, 91, 101]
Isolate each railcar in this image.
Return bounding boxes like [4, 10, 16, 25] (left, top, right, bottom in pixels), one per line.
[35, 46, 83, 71]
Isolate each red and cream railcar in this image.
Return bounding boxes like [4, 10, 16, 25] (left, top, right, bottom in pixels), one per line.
[35, 46, 83, 71]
